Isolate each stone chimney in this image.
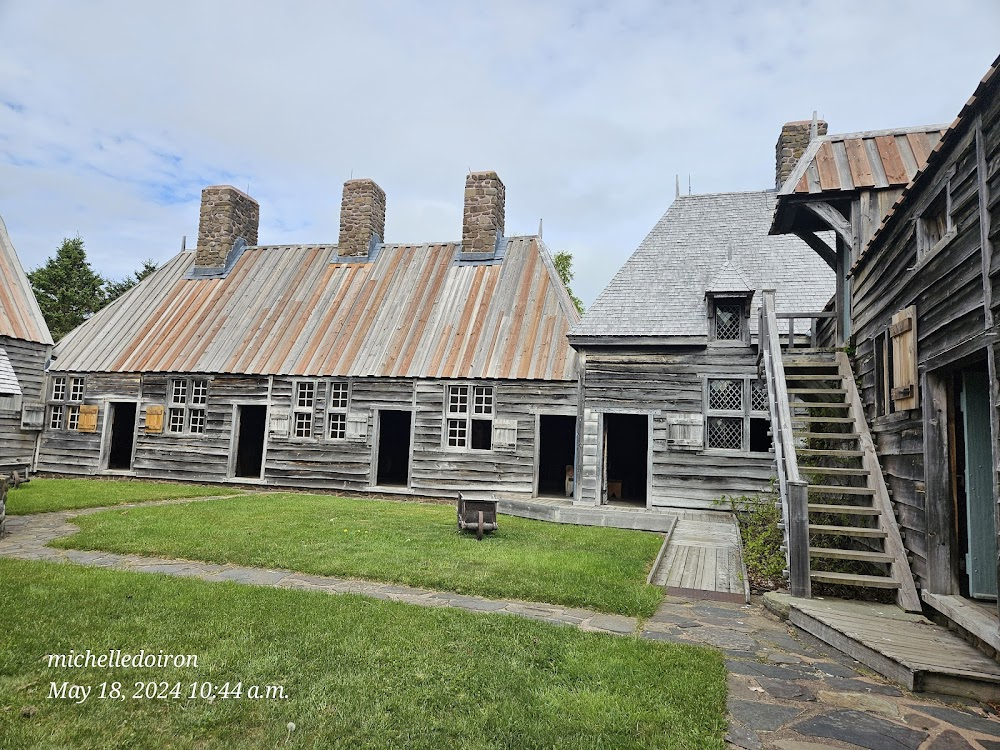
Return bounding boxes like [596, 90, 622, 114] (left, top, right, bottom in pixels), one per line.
[776, 118, 828, 188]
[195, 186, 260, 267]
[462, 171, 505, 254]
[338, 179, 386, 257]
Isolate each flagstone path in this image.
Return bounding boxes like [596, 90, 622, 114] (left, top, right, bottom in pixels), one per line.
[3, 499, 1000, 749]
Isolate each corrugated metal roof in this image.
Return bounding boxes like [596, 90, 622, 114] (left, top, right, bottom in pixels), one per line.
[571, 191, 835, 340]
[0, 216, 53, 345]
[778, 125, 948, 196]
[52, 237, 579, 380]
[0, 348, 22, 395]
[862, 54, 1000, 261]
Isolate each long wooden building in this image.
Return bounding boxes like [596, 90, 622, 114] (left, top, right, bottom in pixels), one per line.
[0, 216, 52, 476]
[568, 189, 835, 510]
[769, 55, 1000, 641]
[36, 173, 582, 497]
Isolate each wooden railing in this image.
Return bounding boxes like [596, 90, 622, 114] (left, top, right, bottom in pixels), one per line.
[758, 290, 810, 598]
[775, 310, 837, 349]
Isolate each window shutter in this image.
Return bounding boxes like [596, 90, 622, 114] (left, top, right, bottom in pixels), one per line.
[492, 418, 517, 452]
[20, 402, 44, 430]
[269, 410, 289, 438]
[666, 413, 703, 450]
[347, 412, 369, 442]
[890, 305, 918, 410]
[145, 404, 164, 433]
[77, 404, 99, 433]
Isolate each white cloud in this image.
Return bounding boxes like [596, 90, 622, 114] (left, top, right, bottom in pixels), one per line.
[0, 0, 996, 304]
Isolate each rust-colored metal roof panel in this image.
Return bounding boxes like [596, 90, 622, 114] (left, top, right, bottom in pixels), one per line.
[52, 237, 579, 381]
[0, 216, 53, 345]
[778, 125, 948, 196]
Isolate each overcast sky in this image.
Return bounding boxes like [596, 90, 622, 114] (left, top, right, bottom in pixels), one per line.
[1, 1, 997, 306]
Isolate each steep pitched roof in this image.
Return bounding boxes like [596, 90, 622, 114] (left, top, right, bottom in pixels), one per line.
[778, 125, 948, 196]
[52, 237, 579, 380]
[570, 191, 835, 343]
[706, 258, 754, 294]
[0, 216, 53, 345]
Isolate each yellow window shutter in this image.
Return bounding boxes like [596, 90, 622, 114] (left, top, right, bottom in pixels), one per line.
[146, 405, 164, 433]
[890, 305, 918, 410]
[78, 404, 99, 433]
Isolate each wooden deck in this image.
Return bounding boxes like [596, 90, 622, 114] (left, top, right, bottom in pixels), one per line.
[769, 594, 1000, 701]
[499, 497, 749, 603]
[652, 515, 749, 603]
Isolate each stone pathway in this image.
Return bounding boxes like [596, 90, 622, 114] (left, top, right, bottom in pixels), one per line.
[3, 502, 1000, 748]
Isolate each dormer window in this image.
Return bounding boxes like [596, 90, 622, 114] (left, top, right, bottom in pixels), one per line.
[707, 293, 751, 344]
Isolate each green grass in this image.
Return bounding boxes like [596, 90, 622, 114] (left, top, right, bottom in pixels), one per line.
[53, 493, 665, 617]
[5, 479, 242, 515]
[0, 559, 726, 749]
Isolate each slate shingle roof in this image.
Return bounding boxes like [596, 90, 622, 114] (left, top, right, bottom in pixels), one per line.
[570, 191, 835, 341]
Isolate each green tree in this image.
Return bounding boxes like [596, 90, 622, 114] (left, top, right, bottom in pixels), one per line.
[552, 250, 584, 314]
[103, 258, 159, 303]
[28, 237, 107, 341]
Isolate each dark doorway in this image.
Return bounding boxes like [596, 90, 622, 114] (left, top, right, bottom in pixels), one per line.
[107, 402, 137, 470]
[953, 365, 997, 600]
[537, 415, 576, 496]
[235, 405, 267, 478]
[377, 410, 411, 486]
[604, 413, 648, 505]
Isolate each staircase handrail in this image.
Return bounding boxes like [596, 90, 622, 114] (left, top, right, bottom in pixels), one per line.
[759, 290, 811, 598]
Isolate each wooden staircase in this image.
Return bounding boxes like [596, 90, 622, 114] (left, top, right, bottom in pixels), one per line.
[782, 350, 920, 611]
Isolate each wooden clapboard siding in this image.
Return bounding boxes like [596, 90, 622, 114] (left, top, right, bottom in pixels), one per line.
[577, 348, 773, 510]
[0, 335, 50, 473]
[848, 59, 1000, 595]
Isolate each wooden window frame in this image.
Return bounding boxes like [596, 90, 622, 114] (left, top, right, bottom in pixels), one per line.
[166, 377, 210, 436]
[326, 380, 350, 441]
[47, 374, 86, 432]
[443, 383, 496, 451]
[707, 294, 752, 346]
[916, 167, 957, 265]
[291, 380, 316, 440]
[703, 376, 771, 454]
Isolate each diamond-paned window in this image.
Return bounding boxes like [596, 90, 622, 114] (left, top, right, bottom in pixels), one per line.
[715, 303, 744, 340]
[708, 417, 743, 450]
[709, 379, 743, 411]
[751, 380, 769, 413]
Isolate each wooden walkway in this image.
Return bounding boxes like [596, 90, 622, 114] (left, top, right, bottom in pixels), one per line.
[772, 594, 1000, 701]
[652, 513, 749, 603]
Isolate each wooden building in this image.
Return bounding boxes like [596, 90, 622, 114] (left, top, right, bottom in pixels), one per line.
[770, 55, 1000, 641]
[36, 173, 581, 498]
[568, 189, 835, 510]
[0, 216, 52, 476]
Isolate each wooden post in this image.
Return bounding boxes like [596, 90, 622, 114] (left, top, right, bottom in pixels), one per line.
[787, 479, 811, 598]
[0, 476, 7, 540]
[923, 370, 958, 595]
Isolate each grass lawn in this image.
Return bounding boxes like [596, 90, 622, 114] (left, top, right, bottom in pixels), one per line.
[0, 559, 726, 749]
[53, 493, 665, 618]
[5, 478, 242, 515]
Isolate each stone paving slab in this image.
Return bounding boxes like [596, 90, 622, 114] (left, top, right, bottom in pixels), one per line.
[4, 502, 1000, 749]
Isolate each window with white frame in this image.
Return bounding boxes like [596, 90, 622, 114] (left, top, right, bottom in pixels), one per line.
[293, 381, 315, 439]
[705, 377, 771, 453]
[48, 375, 84, 430]
[167, 377, 209, 435]
[445, 384, 494, 450]
[327, 381, 349, 440]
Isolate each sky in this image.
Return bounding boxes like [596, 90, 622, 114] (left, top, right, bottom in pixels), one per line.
[0, 1, 998, 307]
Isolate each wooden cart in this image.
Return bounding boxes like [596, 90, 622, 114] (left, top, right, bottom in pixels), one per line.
[457, 493, 499, 540]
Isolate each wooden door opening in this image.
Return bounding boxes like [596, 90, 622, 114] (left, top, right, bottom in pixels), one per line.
[603, 413, 648, 506]
[107, 402, 136, 470]
[537, 415, 576, 497]
[234, 405, 267, 479]
[376, 410, 411, 487]
[952, 365, 997, 600]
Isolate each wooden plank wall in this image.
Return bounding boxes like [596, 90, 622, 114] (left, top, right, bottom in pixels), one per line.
[578, 349, 774, 509]
[850, 115, 989, 590]
[0, 336, 49, 473]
